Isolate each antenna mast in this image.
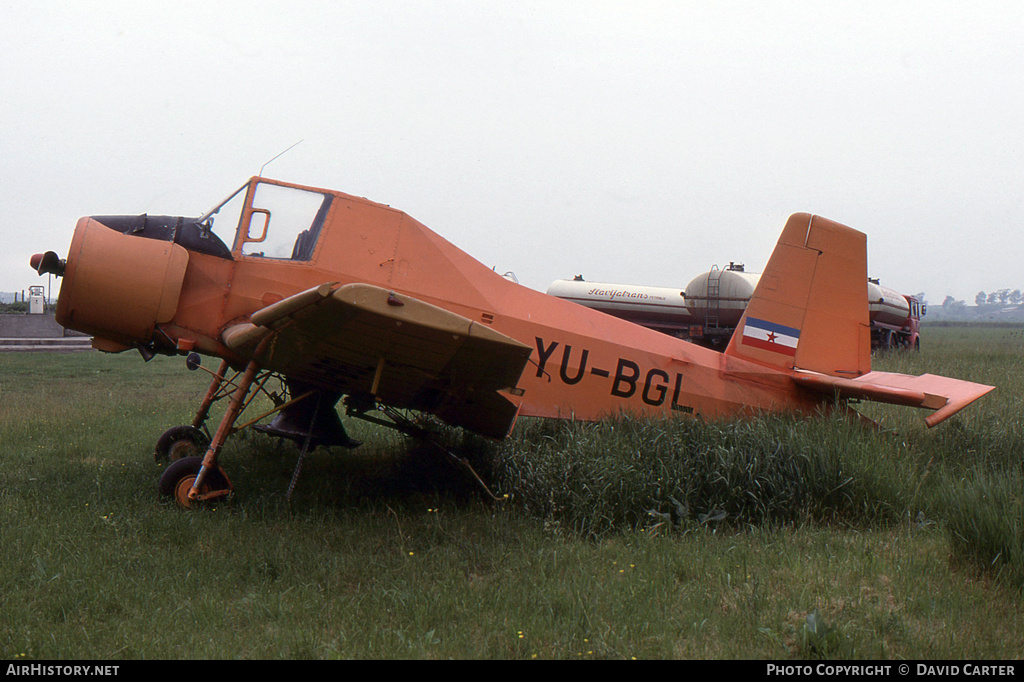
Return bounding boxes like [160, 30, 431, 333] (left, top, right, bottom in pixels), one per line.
[259, 139, 304, 177]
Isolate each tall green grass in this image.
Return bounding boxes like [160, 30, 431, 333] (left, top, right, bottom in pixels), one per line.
[492, 414, 911, 537]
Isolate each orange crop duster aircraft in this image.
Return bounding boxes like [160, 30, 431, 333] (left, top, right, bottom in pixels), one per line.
[31, 176, 993, 506]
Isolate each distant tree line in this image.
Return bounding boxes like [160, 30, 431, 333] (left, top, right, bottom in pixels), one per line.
[937, 290, 1023, 310]
[972, 290, 1023, 306]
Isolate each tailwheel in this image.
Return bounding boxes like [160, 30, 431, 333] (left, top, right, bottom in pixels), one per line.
[158, 456, 232, 509]
[154, 425, 211, 463]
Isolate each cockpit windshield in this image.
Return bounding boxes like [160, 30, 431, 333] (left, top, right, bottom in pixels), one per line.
[199, 180, 332, 262]
[198, 182, 248, 248]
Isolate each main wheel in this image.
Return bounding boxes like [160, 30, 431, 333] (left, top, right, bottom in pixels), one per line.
[158, 456, 231, 509]
[154, 426, 210, 463]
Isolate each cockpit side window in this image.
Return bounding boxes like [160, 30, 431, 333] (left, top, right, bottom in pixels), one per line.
[239, 182, 332, 261]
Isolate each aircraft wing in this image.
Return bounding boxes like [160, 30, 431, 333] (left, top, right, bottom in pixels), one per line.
[222, 282, 533, 439]
[792, 370, 994, 427]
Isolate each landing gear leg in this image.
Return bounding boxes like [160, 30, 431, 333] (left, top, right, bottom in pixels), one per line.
[188, 359, 262, 505]
[158, 359, 261, 508]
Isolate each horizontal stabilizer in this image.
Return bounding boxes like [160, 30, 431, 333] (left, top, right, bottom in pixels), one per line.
[793, 370, 994, 427]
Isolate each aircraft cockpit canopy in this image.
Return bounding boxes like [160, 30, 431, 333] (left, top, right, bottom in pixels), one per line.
[201, 179, 332, 262]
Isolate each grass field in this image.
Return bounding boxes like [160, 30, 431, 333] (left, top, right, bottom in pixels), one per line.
[1, 325, 1023, 659]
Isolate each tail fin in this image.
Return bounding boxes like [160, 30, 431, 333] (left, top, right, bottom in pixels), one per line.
[725, 213, 871, 377]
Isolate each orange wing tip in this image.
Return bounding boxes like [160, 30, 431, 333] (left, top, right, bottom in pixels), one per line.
[916, 374, 996, 427]
[924, 398, 979, 428]
[793, 370, 994, 427]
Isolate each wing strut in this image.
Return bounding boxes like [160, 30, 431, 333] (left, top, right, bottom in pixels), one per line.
[346, 398, 503, 501]
[285, 390, 322, 504]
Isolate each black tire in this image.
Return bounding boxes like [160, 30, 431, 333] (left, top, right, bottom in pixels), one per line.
[154, 426, 210, 463]
[158, 456, 230, 508]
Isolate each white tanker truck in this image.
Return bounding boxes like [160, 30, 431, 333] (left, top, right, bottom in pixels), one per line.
[547, 264, 925, 351]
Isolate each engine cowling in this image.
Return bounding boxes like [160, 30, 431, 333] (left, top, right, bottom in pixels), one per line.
[52, 216, 189, 348]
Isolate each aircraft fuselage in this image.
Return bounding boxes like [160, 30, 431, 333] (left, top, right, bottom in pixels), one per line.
[47, 176, 822, 429]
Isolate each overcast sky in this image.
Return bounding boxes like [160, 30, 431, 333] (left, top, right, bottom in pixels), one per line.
[2, 1, 1021, 304]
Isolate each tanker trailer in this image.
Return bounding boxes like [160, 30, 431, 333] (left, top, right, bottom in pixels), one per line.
[544, 277, 693, 336]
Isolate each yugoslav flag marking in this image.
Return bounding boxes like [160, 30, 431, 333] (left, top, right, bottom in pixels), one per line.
[741, 317, 800, 357]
